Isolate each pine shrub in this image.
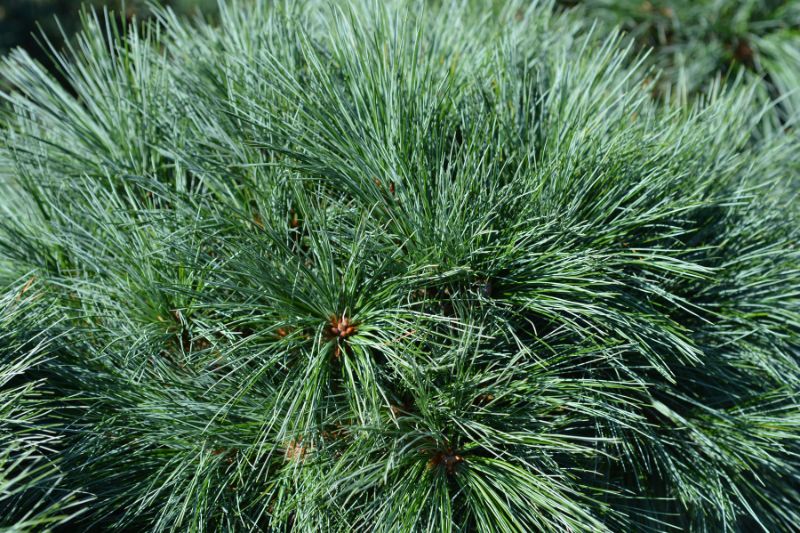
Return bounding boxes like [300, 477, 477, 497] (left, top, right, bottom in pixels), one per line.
[1, 1, 799, 531]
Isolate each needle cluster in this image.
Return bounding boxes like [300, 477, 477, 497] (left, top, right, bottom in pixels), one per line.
[0, 1, 798, 531]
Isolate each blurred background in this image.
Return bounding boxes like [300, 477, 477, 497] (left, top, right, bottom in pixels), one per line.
[0, 1, 217, 58]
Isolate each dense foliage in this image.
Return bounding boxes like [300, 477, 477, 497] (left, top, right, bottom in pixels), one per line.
[1, 1, 799, 531]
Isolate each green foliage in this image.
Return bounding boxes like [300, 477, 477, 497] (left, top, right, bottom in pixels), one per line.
[0, 281, 85, 532]
[1, 0, 799, 531]
[562, 0, 800, 120]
